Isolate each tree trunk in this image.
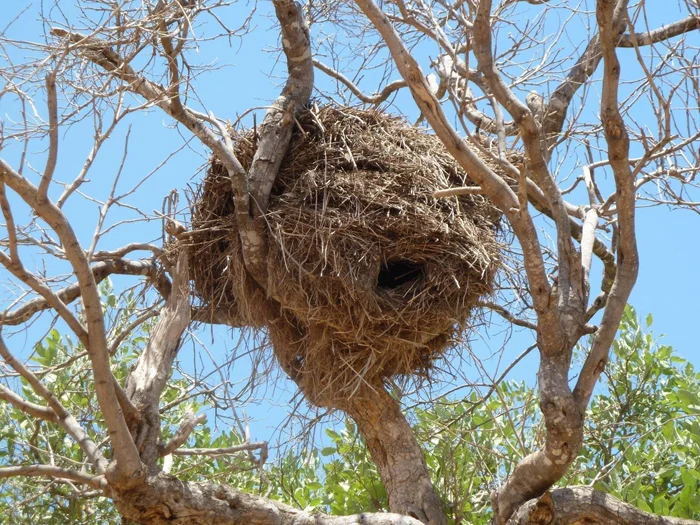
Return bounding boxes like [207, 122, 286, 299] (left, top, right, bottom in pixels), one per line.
[343, 385, 447, 525]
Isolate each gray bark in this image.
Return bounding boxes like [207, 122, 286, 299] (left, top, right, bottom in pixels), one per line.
[113, 473, 424, 525]
[125, 229, 191, 469]
[236, 0, 314, 287]
[507, 487, 699, 525]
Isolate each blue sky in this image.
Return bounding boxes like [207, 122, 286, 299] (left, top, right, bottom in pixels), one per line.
[1, 0, 699, 444]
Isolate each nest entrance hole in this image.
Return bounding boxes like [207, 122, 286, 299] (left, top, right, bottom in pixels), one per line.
[377, 259, 424, 290]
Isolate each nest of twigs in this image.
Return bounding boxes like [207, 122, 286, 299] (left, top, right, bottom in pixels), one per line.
[189, 106, 502, 406]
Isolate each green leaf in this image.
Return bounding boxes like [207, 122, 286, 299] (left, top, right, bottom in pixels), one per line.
[325, 429, 341, 441]
[677, 390, 700, 412]
[681, 469, 697, 490]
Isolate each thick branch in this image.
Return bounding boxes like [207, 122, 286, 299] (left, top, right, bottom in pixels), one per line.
[573, 0, 639, 410]
[115, 473, 424, 525]
[507, 487, 700, 525]
[240, 0, 314, 285]
[616, 15, 700, 47]
[344, 385, 446, 525]
[125, 234, 191, 468]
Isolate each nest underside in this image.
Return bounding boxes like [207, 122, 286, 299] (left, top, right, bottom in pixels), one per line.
[189, 106, 502, 405]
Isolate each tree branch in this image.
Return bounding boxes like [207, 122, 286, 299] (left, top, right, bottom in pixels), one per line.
[0, 465, 106, 490]
[313, 59, 405, 105]
[573, 0, 639, 411]
[352, 0, 554, 320]
[116, 474, 426, 525]
[507, 487, 700, 525]
[1, 258, 161, 326]
[0, 159, 142, 488]
[344, 384, 447, 525]
[125, 228, 191, 468]
[37, 73, 59, 201]
[159, 410, 207, 457]
[239, 0, 314, 285]
[0, 384, 59, 422]
[0, 335, 107, 473]
[473, 0, 580, 335]
[616, 15, 700, 47]
[171, 441, 267, 457]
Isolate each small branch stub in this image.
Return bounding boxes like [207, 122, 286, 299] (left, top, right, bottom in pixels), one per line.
[433, 186, 484, 198]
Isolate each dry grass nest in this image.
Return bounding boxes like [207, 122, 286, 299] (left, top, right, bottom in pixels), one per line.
[189, 106, 503, 406]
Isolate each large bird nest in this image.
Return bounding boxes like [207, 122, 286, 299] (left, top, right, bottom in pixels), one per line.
[189, 106, 503, 406]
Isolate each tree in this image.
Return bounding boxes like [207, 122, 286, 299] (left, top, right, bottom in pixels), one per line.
[4, 305, 700, 523]
[0, 0, 698, 524]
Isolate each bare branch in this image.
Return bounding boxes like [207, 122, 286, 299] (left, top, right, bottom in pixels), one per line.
[473, 0, 578, 332]
[573, 0, 639, 411]
[617, 15, 700, 47]
[49, 28, 247, 181]
[0, 465, 106, 490]
[37, 73, 59, 200]
[124, 226, 191, 466]
[1, 258, 160, 327]
[0, 384, 58, 422]
[478, 301, 536, 331]
[116, 473, 425, 525]
[0, 159, 142, 487]
[353, 0, 555, 322]
[0, 182, 20, 265]
[433, 186, 484, 198]
[313, 58, 406, 105]
[159, 410, 208, 457]
[171, 441, 267, 458]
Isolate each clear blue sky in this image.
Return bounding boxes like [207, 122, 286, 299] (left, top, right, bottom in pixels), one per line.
[1, 1, 698, 444]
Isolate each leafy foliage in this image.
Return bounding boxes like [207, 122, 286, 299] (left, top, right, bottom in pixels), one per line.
[570, 307, 700, 518]
[2, 304, 698, 523]
[256, 306, 700, 524]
